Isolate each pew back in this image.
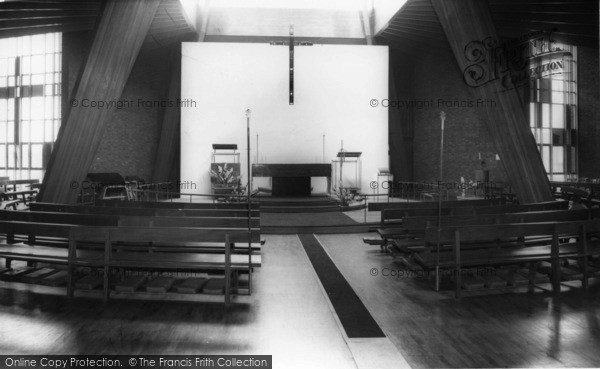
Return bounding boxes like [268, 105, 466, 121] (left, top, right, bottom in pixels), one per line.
[382, 201, 569, 225]
[369, 197, 505, 211]
[0, 220, 261, 243]
[98, 200, 259, 210]
[30, 202, 259, 218]
[402, 208, 600, 231]
[424, 220, 600, 244]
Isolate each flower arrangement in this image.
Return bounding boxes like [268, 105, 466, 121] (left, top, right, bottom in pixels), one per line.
[209, 163, 240, 185]
[335, 186, 360, 207]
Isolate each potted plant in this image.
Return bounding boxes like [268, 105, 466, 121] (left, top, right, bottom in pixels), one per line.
[210, 163, 241, 195]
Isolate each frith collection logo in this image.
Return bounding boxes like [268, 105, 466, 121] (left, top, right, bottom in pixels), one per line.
[462, 28, 572, 91]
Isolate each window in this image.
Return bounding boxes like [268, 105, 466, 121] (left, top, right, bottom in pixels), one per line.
[0, 33, 61, 181]
[529, 44, 577, 182]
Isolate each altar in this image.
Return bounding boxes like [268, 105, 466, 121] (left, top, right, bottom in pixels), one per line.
[252, 164, 332, 197]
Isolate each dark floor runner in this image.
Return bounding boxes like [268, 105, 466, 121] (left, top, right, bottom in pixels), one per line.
[298, 234, 385, 338]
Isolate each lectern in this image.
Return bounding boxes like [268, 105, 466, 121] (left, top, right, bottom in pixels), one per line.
[332, 151, 362, 195]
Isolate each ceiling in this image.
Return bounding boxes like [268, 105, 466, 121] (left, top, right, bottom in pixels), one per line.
[1, 0, 597, 50]
[376, 0, 599, 55]
[0, 0, 196, 48]
[204, 7, 365, 41]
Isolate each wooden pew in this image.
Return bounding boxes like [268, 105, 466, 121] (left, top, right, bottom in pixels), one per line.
[68, 226, 261, 304]
[0, 209, 119, 227]
[98, 199, 259, 210]
[381, 200, 568, 227]
[414, 220, 600, 298]
[30, 202, 260, 218]
[0, 221, 85, 269]
[27, 203, 265, 247]
[0, 179, 39, 192]
[0, 211, 262, 252]
[2, 190, 37, 205]
[0, 210, 118, 247]
[368, 197, 505, 211]
[0, 219, 261, 259]
[391, 208, 600, 254]
[366, 201, 570, 251]
[118, 215, 259, 228]
[0, 222, 260, 304]
[0, 199, 22, 210]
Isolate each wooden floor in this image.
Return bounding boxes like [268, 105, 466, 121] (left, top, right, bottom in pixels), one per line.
[1, 233, 600, 368]
[318, 234, 600, 368]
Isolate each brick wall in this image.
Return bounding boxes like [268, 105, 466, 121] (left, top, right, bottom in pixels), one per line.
[404, 48, 508, 189]
[88, 47, 176, 181]
[577, 46, 600, 179]
[63, 31, 178, 183]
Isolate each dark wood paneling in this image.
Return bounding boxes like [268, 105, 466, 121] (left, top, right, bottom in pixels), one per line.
[252, 164, 332, 178]
[272, 177, 311, 197]
[431, 0, 554, 203]
[38, 0, 161, 204]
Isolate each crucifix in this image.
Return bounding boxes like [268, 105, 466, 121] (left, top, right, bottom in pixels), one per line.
[270, 25, 313, 105]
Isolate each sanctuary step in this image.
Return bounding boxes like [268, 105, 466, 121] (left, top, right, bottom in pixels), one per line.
[255, 196, 342, 213]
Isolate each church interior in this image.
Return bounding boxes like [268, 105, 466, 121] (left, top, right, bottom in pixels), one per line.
[0, 0, 599, 368]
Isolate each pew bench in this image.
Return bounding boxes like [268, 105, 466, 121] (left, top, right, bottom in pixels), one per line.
[2, 190, 37, 205]
[367, 198, 505, 212]
[413, 220, 600, 298]
[98, 199, 260, 210]
[363, 201, 570, 251]
[0, 222, 261, 304]
[0, 199, 22, 210]
[68, 226, 261, 304]
[0, 210, 263, 252]
[30, 202, 261, 218]
[390, 208, 600, 255]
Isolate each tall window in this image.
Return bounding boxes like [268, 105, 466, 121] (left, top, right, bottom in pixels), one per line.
[529, 44, 577, 182]
[0, 33, 61, 181]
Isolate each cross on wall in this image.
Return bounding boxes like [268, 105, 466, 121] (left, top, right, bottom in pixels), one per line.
[270, 25, 313, 105]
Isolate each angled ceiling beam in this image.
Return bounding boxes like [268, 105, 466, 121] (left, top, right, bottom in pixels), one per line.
[360, 0, 374, 45]
[152, 46, 181, 183]
[388, 55, 413, 181]
[197, 0, 211, 42]
[431, 0, 553, 203]
[38, 0, 161, 204]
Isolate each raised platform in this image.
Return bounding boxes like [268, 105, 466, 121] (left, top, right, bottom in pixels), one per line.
[260, 211, 374, 234]
[254, 195, 342, 213]
[254, 195, 372, 233]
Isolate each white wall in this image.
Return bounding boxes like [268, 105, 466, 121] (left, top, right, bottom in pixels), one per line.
[181, 42, 388, 194]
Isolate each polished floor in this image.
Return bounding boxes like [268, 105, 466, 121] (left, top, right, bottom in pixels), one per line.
[1, 233, 600, 368]
[318, 234, 600, 368]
